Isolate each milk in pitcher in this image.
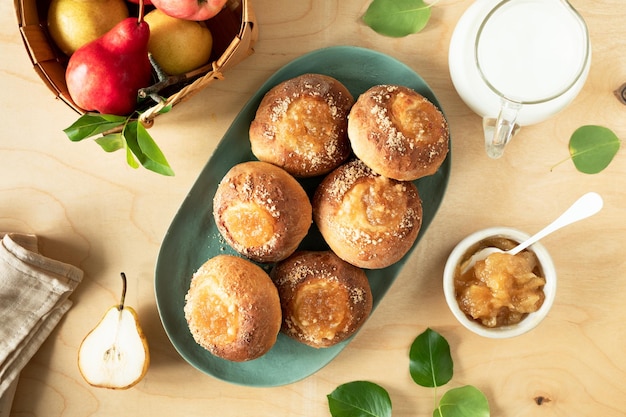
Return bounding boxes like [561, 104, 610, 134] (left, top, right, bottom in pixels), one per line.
[476, 0, 588, 104]
[449, 0, 590, 127]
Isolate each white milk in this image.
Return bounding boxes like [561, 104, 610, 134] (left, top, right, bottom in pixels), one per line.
[476, 0, 588, 103]
[449, 0, 591, 126]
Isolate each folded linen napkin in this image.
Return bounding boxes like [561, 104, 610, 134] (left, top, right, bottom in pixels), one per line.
[0, 233, 83, 398]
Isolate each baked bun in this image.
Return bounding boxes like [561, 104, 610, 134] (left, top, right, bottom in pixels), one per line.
[271, 250, 373, 348]
[184, 255, 282, 362]
[313, 159, 423, 269]
[213, 161, 312, 263]
[348, 84, 449, 181]
[249, 73, 354, 178]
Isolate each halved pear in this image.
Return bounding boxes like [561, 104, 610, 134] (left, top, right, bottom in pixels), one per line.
[78, 273, 150, 389]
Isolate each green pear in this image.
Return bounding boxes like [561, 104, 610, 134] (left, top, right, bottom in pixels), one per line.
[144, 8, 213, 75]
[77, 273, 149, 389]
[48, 0, 129, 56]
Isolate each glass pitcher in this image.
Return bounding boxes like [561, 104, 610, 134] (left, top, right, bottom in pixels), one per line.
[449, 0, 591, 158]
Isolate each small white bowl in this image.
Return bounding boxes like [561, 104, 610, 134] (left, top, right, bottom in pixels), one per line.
[443, 227, 557, 338]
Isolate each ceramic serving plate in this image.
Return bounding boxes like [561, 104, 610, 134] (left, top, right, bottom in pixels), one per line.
[155, 45, 451, 387]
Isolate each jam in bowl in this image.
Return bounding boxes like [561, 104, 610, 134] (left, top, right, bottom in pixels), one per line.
[443, 227, 557, 338]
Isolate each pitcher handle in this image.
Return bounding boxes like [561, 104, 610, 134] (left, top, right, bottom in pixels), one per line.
[483, 99, 522, 159]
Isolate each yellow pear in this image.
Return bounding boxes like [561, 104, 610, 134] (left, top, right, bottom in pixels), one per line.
[144, 8, 213, 75]
[48, 0, 129, 56]
[77, 273, 149, 389]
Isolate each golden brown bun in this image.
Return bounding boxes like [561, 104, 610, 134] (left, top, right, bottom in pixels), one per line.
[271, 250, 373, 348]
[249, 73, 354, 178]
[347, 84, 449, 181]
[184, 255, 282, 362]
[313, 159, 423, 269]
[213, 161, 312, 263]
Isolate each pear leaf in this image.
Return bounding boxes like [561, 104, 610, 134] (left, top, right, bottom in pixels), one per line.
[125, 144, 140, 169]
[157, 103, 173, 114]
[363, 0, 432, 37]
[95, 133, 125, 153]
[136, 122, 175, 176]
[123, 121, 175, 176]
[327, 329, 490, 417]
[409, 328, 453, 388]
[123, 123, 141, 170]
[64, 113, 127, 141]
[64, 111, 174, 175]
[435, 386, 490, 417]
[569, 125, 621, 174]
[327, 381, 392, 417]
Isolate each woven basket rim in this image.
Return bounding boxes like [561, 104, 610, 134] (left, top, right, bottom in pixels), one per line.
[16, 0, 258, 125]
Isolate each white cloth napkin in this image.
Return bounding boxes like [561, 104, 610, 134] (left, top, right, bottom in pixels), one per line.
[0, 233, 83, 398]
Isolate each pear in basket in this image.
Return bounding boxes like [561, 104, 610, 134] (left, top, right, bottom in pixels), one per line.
[47, 0, 129, 56]
[151, 0, 227, 21]
[65, 11, 152, 115]
[145, 8, 213, 75]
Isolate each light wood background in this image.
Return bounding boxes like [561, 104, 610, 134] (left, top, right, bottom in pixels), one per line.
[1, 0, 625, 416]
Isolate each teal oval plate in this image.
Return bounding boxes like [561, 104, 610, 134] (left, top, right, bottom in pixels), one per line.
[155, 46, 451, 387]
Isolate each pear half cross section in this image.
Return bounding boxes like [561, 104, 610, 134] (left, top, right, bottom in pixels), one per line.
[78, 273, 150, 389]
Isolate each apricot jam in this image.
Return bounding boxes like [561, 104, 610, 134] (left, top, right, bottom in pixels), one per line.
[455, 237, 546, 328]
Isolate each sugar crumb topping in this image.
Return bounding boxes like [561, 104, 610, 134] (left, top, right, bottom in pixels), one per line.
[318, 159, 421, 259]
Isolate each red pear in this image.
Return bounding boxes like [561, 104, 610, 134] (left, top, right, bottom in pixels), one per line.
[66, 16, 152, 115]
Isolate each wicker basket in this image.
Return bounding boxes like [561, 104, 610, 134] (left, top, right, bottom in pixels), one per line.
[15, 0, 258, 127]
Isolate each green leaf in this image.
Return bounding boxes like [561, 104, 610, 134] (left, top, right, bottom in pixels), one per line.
[363, 0, 432, 37]
[158, 103, 173, 114]
[125, 147, 140, 169]
[123, 124, 141, 169]
[327, 381, 392, 417]
[63, 113, 127, 141]
[123, 121, 175, 176]
[435, 386, 490, 417]
[95, 133, 125, 152]
[409, 328, 453, 388]
[136, 122, 170, 166]
[569, 125, 621, 174]
[64, 112, 175, 175]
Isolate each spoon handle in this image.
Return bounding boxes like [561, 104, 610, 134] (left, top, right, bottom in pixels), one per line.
[509, 192, 604, 255]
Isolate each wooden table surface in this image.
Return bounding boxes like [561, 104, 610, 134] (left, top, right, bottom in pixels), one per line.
[2, 0, 625, 415]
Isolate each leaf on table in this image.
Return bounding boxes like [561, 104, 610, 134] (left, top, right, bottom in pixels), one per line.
[436, 385, 490, 417]
[409, 327, 453, 388]
[327, 380, 392, 417]
[363, 0, 432, 37]
[569, 125, 621, 174]
[64, 113, 127, 141]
